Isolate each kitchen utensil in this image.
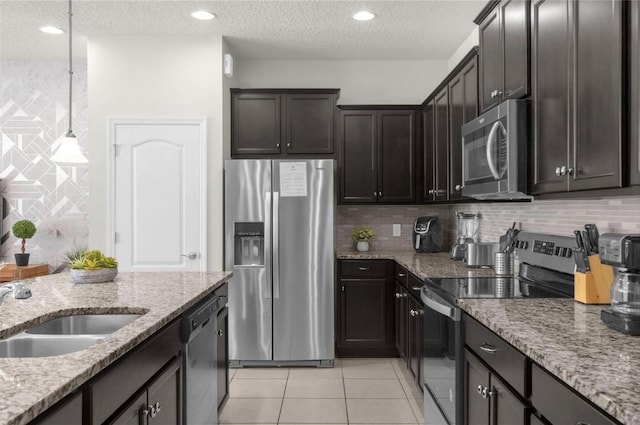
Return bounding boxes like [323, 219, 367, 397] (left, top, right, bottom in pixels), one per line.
[574, 230, 585, 251]
[450, 212, 480, 260]
[582, 230, 594, 255]
[574, 248, 590, 273]
[465, 242, 500, 267]
[585, 224, 600, 253]
[494, 252, 514, 275]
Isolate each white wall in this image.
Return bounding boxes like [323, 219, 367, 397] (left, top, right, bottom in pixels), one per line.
[222, 39, 238, 159]
[233, 60, 448, 105]
[87, 35, 225, 270]
[448, 28, 479, 71]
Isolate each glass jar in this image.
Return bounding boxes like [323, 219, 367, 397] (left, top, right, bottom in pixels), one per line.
[611, 272, 640, 316]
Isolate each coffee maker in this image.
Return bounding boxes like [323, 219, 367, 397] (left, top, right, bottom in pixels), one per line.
[599, 233, 640, 335]
[413, 216, 443, 253]
[450, 212, 481, 260]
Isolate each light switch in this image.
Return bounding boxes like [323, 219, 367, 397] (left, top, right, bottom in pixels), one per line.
[393, 224, 401, 237]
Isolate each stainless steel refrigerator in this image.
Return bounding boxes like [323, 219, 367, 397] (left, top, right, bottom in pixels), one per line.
[224, 159, 334, 367]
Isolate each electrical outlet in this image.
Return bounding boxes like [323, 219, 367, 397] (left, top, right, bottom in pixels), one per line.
[392, 224, 401, 237]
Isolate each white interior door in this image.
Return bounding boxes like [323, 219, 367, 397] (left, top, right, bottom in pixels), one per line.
[111, 119, 206, 271]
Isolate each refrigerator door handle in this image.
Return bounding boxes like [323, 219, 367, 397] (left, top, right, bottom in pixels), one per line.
[265, 191, 272, 299]
[273, 191, 280, 299]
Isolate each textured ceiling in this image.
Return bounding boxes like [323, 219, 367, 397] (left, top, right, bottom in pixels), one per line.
[0, 0, 485, 60]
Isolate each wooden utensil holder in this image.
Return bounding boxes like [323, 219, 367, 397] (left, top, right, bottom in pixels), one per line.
[574, 255, 614, 304]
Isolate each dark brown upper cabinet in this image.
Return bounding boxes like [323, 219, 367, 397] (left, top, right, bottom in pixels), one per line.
[423, 49, 478, 203]
[531, 0, 623, 194]
[448, 57, 479, 200]
[476, 0, 530, 113]
[631, 0, 640, 186]
[231, 89, 339, 157]
[339, 107, 416, 204]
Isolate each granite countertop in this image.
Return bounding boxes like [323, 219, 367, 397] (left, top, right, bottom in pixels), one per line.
[336, 249, 500, 279]
[458, 298, 640, 424]
[0, 271, 231, 425]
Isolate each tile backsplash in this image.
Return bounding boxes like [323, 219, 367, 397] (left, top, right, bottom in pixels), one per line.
[0, 61, 89, 269]
[336, 196, 640, 252]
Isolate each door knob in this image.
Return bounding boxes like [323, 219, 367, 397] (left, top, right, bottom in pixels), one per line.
[181, 252, 198, 260]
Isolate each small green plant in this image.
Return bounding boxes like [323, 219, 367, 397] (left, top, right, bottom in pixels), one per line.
[69, 249, 118, 270]
[65, 246, 88, 263]
[12, 219, 36, 254]
[350, 226, 376, 242]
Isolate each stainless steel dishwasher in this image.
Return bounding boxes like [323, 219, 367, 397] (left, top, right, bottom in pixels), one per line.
[181, 294, 220, 425]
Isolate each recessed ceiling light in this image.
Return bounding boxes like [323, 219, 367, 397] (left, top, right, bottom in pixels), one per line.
[39, 26, 65, 35]
[191, 10, 216, 20]
[353, 11, 376, 21]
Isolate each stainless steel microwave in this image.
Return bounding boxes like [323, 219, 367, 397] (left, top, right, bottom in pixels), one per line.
[461, 99, 530, 200]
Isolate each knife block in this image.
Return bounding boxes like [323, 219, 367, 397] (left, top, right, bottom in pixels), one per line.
[574, 255, 614, 304]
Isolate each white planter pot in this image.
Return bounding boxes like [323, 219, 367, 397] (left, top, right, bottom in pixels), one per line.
[356, 241, 370, 252]
[71, 267, 118, 284]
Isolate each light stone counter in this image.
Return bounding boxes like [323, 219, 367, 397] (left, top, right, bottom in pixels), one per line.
[0, 271, 231, 425]
[336, 249, 499, 279]
[458, 298, 639, 425]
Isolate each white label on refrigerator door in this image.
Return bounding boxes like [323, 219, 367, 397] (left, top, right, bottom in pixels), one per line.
[280, 162, 307, 197]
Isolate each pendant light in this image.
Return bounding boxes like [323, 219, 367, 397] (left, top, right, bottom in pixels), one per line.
[52, 0, 87, 164]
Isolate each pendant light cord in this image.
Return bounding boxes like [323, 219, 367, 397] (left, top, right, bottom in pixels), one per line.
[67, 0, 74, 136]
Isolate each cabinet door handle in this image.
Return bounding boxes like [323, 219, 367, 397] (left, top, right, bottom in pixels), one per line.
[395, 292, 402, 298]
[276, 143, 281, 148]
[479, 343, 497, 354]
[481, 386, 494, 399]
[411, 286, 421, 291]
[217, 329, 224, 336]
[477, 384, 483, 395]
[455, 184, 463, 191]
[358, 267, 370, 271]
[287, 142, 291, 148]
[410, 309, 418, 316]
[575, 422, 592, 425]
[491, 90, 503, 99]
[555, 166, 562, 176]
[397, 273, 406, 277]
[379, 191, 382, 197]
[427, 189, 434, 195]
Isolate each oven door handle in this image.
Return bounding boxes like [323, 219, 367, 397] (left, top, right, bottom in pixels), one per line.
[421, 289, 461, 321]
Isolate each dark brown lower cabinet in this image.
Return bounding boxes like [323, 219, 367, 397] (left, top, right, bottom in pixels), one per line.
[531, 364, 618, 425]
[215, 284, 230, 412]
[394, 282, 407, 358]
[32, 392, 82, 425]
[337, 260, 395, 357]
[407, 294, 423, 385]
[112, 358, 181, 425]
[463, 349, 526, 425]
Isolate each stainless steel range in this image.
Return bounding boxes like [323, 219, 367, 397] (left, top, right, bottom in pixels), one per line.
[421, 232, 577, 425]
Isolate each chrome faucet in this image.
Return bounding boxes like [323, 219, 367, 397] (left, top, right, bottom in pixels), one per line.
[0, 281, 32, 304]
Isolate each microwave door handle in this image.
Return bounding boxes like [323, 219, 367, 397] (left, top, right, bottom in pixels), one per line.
[415, 234, 421, 250]
[486, 121, 502, 180]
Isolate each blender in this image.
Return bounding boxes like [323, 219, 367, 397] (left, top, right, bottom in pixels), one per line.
[449, 212, 480, 260]
[599, 233, 640, 335]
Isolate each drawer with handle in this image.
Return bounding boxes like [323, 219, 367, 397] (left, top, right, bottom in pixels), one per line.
[340, 260, 388, 278]
[531, 364, 619, 425]
[395, 263, 409, 287]
[464, 314, 527, 397]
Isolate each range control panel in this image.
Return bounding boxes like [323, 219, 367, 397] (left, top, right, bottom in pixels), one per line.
[515, 232, 578, 275]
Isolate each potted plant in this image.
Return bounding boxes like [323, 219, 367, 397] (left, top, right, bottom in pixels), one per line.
[350, 226, 376, 252]
[69, 249, 118, 284]
[12, 219, 36, 266]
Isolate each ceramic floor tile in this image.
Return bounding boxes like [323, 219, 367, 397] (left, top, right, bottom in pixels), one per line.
[288, 366, 344, 379]
[344, 379, 406, 398]
[285, 378, 345, 398]
[399, 379, 423, 400]
[229, 368, 237, 382]
[219, 398, 282, 424]
[279, 398, 348, 423]
[229, 379, 287, 398]
[407, 395, 424, 423]
[233, 367, 290, 380]
[346, 399, 418, 424]
[342, 359, 397, 379]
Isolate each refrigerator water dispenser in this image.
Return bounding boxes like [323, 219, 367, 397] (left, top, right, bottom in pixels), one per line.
[234, 222, 264, 266]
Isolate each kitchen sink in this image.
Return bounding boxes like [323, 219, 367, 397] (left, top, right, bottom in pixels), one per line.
[0, 334, 103, 357]
[0, 313, 143, 358]
[25, 314, 142, 335]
